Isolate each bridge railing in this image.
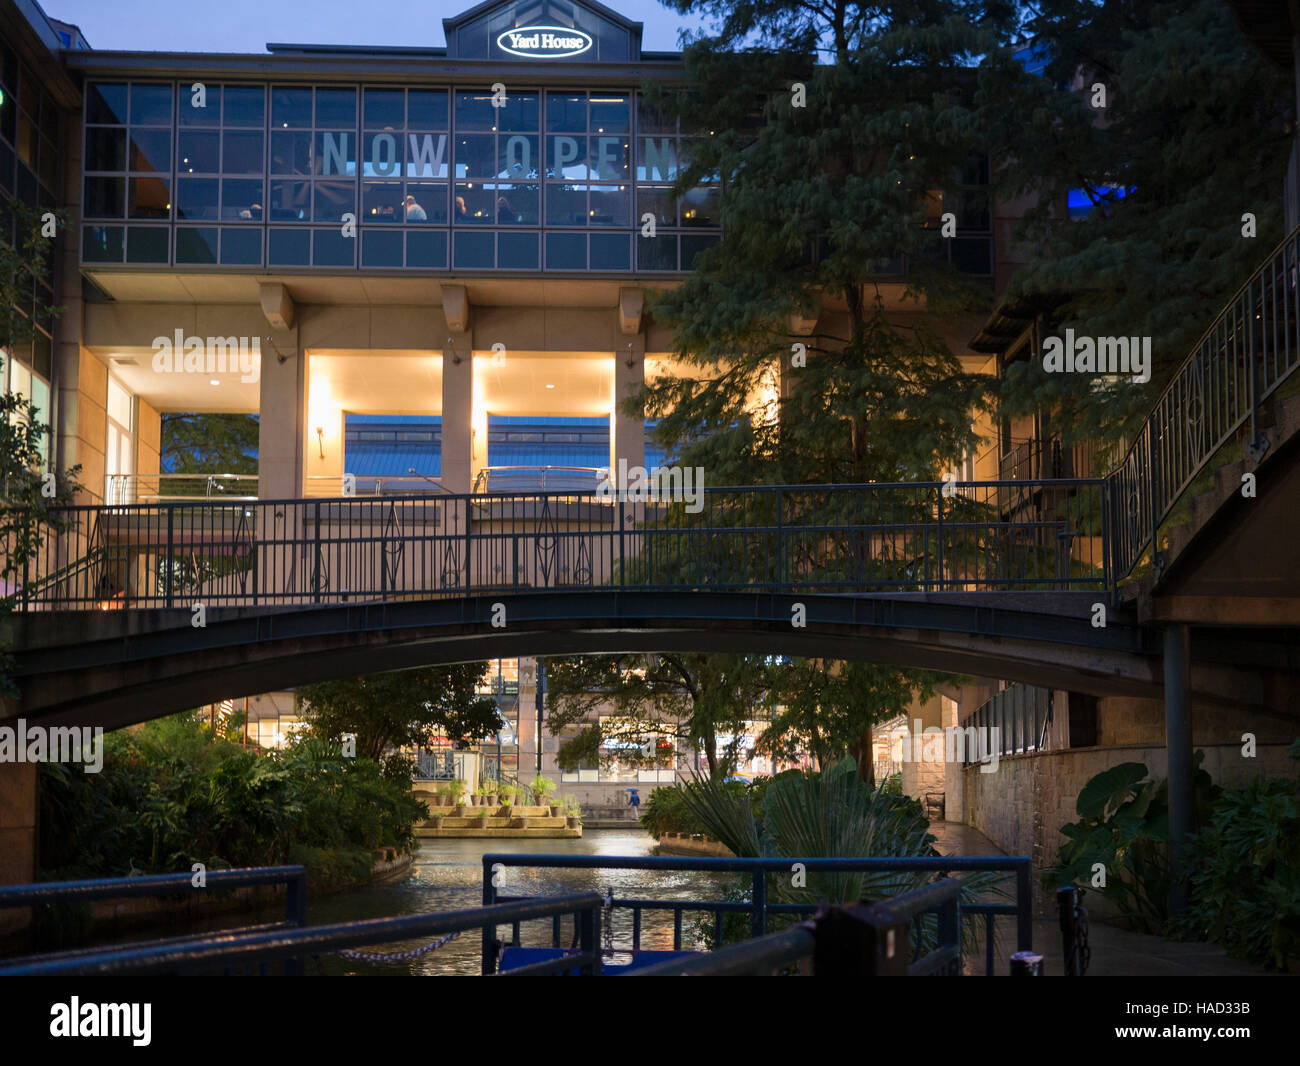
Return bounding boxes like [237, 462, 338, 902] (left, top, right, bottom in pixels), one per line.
[4, 479, 1109, 609]
[1107, 223, 1300, 581]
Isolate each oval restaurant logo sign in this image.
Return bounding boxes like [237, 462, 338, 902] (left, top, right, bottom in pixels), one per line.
[496, 25, 593, 58]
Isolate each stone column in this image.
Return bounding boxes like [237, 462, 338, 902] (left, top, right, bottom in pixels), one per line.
[611, 335, 645, 473]
[441, 332, 474, 494]
[257, 329, 303, 500]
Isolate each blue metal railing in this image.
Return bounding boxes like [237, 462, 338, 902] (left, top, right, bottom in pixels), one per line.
[481, 853, 1031, 977]
[627, 877, 964, 977]
[0, 865, 307, 974]
[0, 891, 604, 976]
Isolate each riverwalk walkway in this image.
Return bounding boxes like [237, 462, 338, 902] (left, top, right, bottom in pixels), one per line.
[930, 820, 1272, 976]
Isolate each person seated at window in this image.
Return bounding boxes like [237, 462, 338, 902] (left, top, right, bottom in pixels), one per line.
[496, 195, 517, 223]
[238, 202, 263, 220]
[404, 194, 427, 221]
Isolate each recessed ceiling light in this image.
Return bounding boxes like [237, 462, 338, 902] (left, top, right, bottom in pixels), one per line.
[545, 383, 556, 389]
[209, 379, 220, 385]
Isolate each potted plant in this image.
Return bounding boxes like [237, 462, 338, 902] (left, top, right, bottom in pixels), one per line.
[498, 788, 515, 816]
[565, 798, 582, 830]
[429, 812, 444, 829]
[471, 812, 488, 829]
[529, 774, 557, 809]
[483, 783, 498, 806]
[449, 778, 468, 815]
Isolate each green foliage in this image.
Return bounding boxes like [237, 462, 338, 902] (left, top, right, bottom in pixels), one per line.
[298, 662, 500, 762]
[528, 775, 557, 805]
[547, 653, 764, 776]
[640, 784, 710, 840]
[1047, 756, 1216, 932]
[1172, 744, 1300, 971]
[37, 712, 426, 883]
[673, 759, 1003, 955]
[988, 0, 1293, 453]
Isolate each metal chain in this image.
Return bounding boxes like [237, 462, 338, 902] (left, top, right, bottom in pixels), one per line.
[334, 928, 463, 963]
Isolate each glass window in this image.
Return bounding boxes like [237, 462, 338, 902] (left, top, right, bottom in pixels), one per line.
[83, 224, 125, 262]
[546, 184, 585, 226]
[178, 131, 219, 174]
[453, 230, 493, 268]
[363, 180, 403, 223]
[87, 83, 128, 125]
[85, 127, 126, 171]
[176, 226, 219, 263]
[315, 131, 356, 177]
[270, 130, 312, 174]
[590, 233, 629, 271]
[497, 231, 537, 269]
[313, 180, 354, 221]
[220, 227, 262, 265]
[126, 226, 169, 263]
[84, 176, 124, 217]
[269, 226, 310, 265]
[178, 84, 219, 126]
[315, 88, 356, 128]
[364, 89, 404, 130]
[404, 182, 447, 223]
[130, 84, 172, 126]
[176, 177, 219, 220]
[269, 179, 310, 221]
[637, 233, 676, 271]
[363, 132, 403, 178]
[129, 176, 170, 219]
[222, 131, 263, 173]
[454, 182, 492, 223]
[588, 184, 629, 226]
[129, 129, 171, 173]
[405, 228, 446, 268]
[272, 87, 312, 130]
[223, 86, 265, 127]
[222, 178, 263, 220]
[407, 90, 448, 129]
[313, 227, 355, 266]
[362, 228, 403, 267]
[546, 232, 585, 270]
[455, 90, 497, 132]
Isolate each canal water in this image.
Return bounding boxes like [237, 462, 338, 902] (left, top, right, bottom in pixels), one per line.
[306, 830, 735, 976]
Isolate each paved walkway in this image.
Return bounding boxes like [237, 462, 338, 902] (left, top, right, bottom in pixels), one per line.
[928, 820, 1274, 977]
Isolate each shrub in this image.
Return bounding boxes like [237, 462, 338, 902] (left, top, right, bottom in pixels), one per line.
[1172, 740, 1300, 970]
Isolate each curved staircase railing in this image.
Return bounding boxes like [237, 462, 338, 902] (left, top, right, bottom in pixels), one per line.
[1107, 224, 1300, 583]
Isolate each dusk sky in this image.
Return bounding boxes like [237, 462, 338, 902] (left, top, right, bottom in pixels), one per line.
[38, 0, 710, 54]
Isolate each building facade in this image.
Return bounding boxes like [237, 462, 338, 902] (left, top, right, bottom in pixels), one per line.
[4, 0, 1011, 811]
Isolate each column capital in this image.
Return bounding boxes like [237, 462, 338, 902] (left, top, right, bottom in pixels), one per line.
[442, 284, 471, 333]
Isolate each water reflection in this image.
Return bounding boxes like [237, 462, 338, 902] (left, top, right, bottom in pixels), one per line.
[307, 831, 735, 976]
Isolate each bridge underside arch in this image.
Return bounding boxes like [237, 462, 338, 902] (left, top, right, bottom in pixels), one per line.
[7, 591, 1294, 731]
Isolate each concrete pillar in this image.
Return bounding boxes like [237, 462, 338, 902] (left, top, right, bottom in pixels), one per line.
[257, 329, 303, 499]
[1163, 623, 1193, 915]
[0, 758, 37, 901]
[441, 333, 474, 494]
[611, 335, 645, 472]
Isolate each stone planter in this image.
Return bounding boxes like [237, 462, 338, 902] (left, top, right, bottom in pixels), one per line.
[455, 805, 469, 817]
[484, 794, 497, 807]
[549, 805, 564, 818]
[498, 805, 513, 817]
[566, 817, 581, 829]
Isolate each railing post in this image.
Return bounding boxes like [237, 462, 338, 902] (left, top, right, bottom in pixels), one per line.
[934, 484, 944, 592]
[618, 497, 626, 588]
[1015, 860, 1033, 952]
[752, 866, 767, 939]
[464, 496, 472, 591]
[776, 489, 784, 589]
[1058, 885, 1079, 977]
[482, 857, 497, 976]
[312, 500, 322, 604]
[165, 504, 174, 608]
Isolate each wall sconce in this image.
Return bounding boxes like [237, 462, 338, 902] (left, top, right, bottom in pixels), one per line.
[447, 335, 461, 365]
[316, 426, 325, 459]
[625, 341, 636, 369]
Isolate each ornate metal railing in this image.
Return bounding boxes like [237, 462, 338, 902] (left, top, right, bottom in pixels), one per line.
[5, 479, 1109, 609]
[1107, 224, 1300, 580]
[960, 683, 1054, 763]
